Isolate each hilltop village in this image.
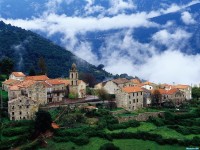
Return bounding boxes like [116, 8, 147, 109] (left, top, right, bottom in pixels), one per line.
[2, 64, 192, 121]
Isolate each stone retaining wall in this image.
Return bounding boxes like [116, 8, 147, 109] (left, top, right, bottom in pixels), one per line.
[117, 111, 165, 123]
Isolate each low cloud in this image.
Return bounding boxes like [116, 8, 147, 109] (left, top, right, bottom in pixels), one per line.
[137, 50, 200, 85]
[181, 11, 196, 25]
[152, 29, 192, 50]
[108, 0, 136, 15]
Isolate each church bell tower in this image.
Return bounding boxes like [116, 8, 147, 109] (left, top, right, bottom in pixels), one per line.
[69, 63, 78, 86]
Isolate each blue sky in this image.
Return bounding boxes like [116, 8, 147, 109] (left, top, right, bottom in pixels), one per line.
[0, 0, 200, 85]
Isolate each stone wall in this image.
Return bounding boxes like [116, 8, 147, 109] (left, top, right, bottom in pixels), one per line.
[117, 111, 165, 123]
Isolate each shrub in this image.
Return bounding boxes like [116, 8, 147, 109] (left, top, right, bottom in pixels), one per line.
[71, 135, 89, 146]
[99, 143, 120, 150]
[3, 126, 30, 137]
[53, 136, 69, 143]
[148, 117, 164, 126]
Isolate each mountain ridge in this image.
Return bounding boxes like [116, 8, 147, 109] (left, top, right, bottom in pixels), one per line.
[0, 21, 112, 82]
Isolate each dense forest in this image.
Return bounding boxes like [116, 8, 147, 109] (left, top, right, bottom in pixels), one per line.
[0, 21, 112, 82]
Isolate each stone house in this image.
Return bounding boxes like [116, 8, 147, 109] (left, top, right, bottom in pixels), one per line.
[116, 86, 144, 111]
[142, 88, 152, 107]
[8, 80, 40, 120]
[95, 78, 132, 94]
[158, 88, 185, 105]
[8, 96, 38, 120]
[141, 81, 158, 90]
[174, 85, 192, 100]
[9, 72, 26, 81]
[2, 79, 20, 91]
[45, 79, 67, 103]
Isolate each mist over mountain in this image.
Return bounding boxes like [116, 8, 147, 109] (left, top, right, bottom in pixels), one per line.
[0, 21, 112, 81]
[1, 0, 200, 84]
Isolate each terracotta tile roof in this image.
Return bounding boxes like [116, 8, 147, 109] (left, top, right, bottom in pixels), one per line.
[57, 79, 70, 86]
[46, 79, 65, 85]
[2, 79, 20, 85]
[112, 78, 130, 85]
[122, 86, 143, 93]
[11, 72, 26, 77]
[9, 85, 20, 91]
[142, 81, 156, 85]
[25, 75, 49, 81]
[174, 85, 190, 89]
[17, 80, 36, 88]
[41, 81, 52, 88]
[131, 79, 141, 84]
[157, 88, 179, 95]
[51, 122, 60, 129]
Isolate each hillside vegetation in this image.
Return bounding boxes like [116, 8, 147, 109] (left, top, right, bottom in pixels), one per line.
[0, 21, 112, 81]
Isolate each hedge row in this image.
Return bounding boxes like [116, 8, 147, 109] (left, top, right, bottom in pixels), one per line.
[168, 125, 200, 135]
[107, 120, 140, 131]
[53, 135, 89, 145]
[2, 126, 30, 137]
[4, 120, 34, 128]
[0, 134, 29, 149]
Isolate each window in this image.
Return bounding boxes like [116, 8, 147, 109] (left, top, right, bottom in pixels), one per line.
[137, 99, 138, 102]
[19, 111, 22, 115]
[20, 100, 22, 102]
[129, 101, 131, 104]
[137, 93, 138, 96]
[133, 93, 134, 97]
[129, 95, 131, 99]
[26, 105, 29, 109]
[141, 92, 142, 95]
[19, 106, 22, 109]
[12, 112, 14, 115]
[12, 106, 14, 110]
[133, 99, 135, 103]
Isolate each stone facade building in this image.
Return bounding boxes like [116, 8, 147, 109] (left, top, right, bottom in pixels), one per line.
[174, 85, 192, 100]
[6, 63, 86, 120]
[158, 88, 185, 105]
[9, 72, 26, 81]
[116, 86, 144, 111]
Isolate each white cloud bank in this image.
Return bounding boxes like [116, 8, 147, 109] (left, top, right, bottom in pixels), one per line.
[1, 0, 200, 85]
[137, 50, 200, 85]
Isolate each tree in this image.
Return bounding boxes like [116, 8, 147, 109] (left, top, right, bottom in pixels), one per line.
[34, 110, 52, 133]
[97, 64, 104, 70]
[0, 57, 14, 75]
[29, 66, 36, 76]
[38, 57, 47, 75]
[79, 73, 96, 87]
[96, 89, 109, 104]
[151, 90, 162, 106]
[192, 87, 200, 99]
